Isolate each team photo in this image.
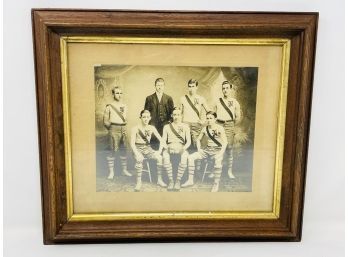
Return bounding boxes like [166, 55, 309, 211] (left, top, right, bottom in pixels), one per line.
[95, 65, 258, 192]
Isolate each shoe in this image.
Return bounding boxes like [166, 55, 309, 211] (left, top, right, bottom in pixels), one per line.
[173, 181, 181, 191]
[228, 169, 236, 179]
[157, 178, 168, 188]
[122, 170, 133, 177]
[134, 182, 142, 192]
[107, 171, 114, 180]
[211, 183, 219, 192]
[181, 179, 194, 188]
[167, 180, 175, 191]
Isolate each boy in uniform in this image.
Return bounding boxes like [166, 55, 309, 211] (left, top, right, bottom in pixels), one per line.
[214, 81, 242, 179]
[160, 107, 191, 191]
[180, 79, 208, 148]
[180, 79, 208, 173]
[184, 111, 227, 192]
[103, 86, 132, 179]
[130, 110, 167, 191]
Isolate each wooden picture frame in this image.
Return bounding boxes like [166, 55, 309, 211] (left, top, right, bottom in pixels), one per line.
[32, 9, 318, 243]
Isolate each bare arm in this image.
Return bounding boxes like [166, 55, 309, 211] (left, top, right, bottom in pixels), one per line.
[152, 126, 165, 151]
[130, 127, 141, 156]
[196, 129, 204, 151]
[213, 102, 217, 113]
[124, 105, 128, 122]
[159, 126, 168, 152]
[103, 106, 111, 129]
[183, 126, 191, 151]
[219, 128, 228, 155]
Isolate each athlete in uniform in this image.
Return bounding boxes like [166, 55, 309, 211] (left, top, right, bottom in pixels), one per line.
[130, 110, 166, 192]
[214, 81, 242, 179]
[160, 107, 191, 191]
[185, 111, 227, 192]
[103, 86, 132, 179]
[180, 79, 208, 149]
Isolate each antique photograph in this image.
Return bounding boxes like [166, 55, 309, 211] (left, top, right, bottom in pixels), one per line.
[95, 65, 258, 192]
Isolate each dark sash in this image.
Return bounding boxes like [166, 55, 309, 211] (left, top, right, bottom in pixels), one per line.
[137, 129, 150, 145]
[185, 95, 200, 118]
[206, 127, 222, 147]
[108, 104, 126, 123]
[169, 123, 185, 144]
[219, 98, 234, 120]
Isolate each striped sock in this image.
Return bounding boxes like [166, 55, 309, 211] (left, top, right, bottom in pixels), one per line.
[135, 161, 143, 179]
[120, 156, 127, 172]
[227, 149, 233, 171]
[106, 156, 115, 171]
[163, 162, 173, 181]
[214, 167, 222, 183]
[176, 163, 187, 181]
[188, 164, 195, 176]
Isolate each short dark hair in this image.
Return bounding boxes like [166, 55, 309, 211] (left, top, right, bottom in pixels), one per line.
[222, 80, 233, 88]
[111, 86, 121, 94]
[155, 78, 165, 85]
[188, 79, 198, 87]
[171, 106, 182, 114]
[139, 109, 151, 118]
[206, 111, 217, 119]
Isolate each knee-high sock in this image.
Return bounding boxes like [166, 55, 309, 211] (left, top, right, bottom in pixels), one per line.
[135, 161, 143, 182]
[214, 167, 222, 183]
[176, 163, 187, 181]
[120, 155, 127, 172]
[188, 161, 195, 177]
[157, 162, 163, 178]
[227, 148, 233, 171]
[163, 162, 173, 181]
[106, 156, 115, 171]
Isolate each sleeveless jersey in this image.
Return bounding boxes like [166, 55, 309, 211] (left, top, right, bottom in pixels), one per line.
[105, 103, 127, 124]
[215, 97, 240, 121]
[165, 123, 189, 144]
[181, 95, 207, 123]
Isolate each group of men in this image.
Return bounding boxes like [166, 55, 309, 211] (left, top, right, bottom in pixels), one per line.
[102, 78, 241, 192]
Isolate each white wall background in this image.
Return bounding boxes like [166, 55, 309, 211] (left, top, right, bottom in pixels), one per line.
[4, 0, 345, 256]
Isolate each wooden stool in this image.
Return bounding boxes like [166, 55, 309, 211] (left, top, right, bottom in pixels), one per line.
[201, 159, 214, 182]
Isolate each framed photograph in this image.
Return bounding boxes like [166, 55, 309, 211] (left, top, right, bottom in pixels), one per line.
[32, 9, 318, 243]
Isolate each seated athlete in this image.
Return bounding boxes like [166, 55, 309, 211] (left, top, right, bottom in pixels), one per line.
[184, 111, 227, 192]
[130, 110, 166, 192]
[160, 107, 191, 191]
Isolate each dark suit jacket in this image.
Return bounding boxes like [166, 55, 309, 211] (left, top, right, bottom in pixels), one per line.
[144, 93, 174, 135]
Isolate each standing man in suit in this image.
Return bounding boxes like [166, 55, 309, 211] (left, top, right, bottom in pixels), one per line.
[144, 78, 174, 138]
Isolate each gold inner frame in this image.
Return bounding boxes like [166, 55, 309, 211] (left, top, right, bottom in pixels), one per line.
[61, 37, 290, 221]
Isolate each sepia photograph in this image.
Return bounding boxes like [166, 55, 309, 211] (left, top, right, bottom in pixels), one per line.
[95, 65, 258, 192]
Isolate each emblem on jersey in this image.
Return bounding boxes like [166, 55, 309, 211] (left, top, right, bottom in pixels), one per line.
[211, 129, 220, 137]
[194, 98, 199, 105]
[144, 130, 151, 137]
[178, 126, 183, 133]
[119, 106, 124, 113]
[228, 101, 233, 108]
